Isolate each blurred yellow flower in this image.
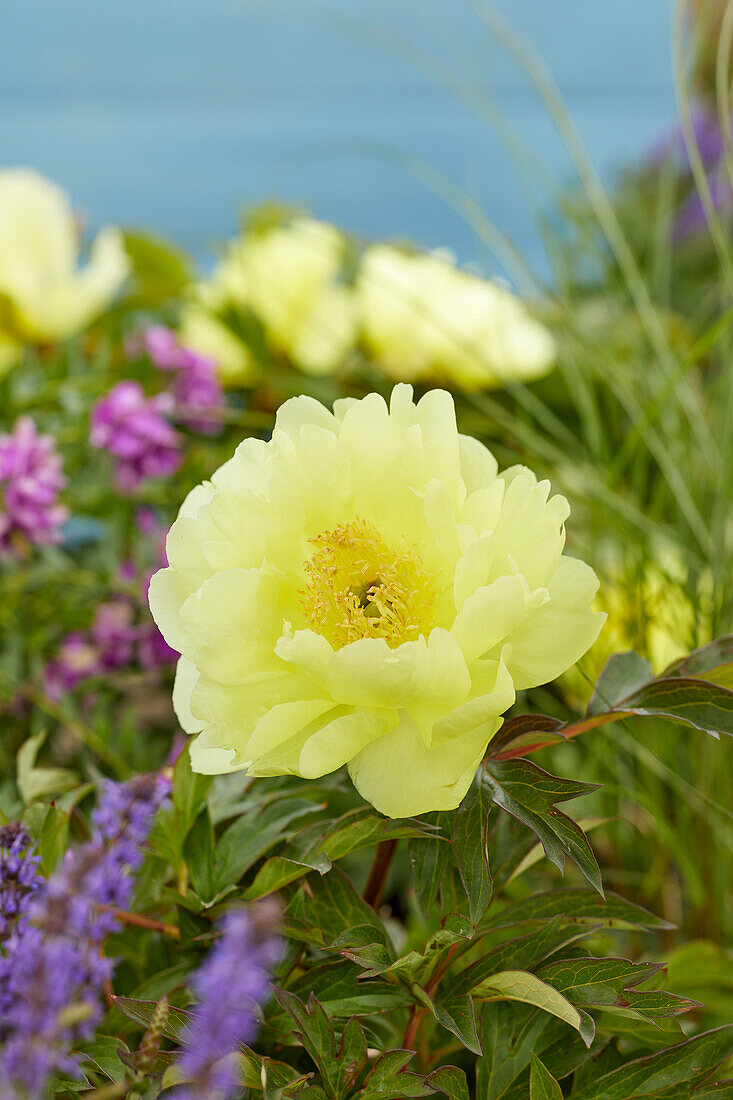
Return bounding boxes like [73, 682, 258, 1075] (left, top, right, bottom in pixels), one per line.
[150, 385, 603, 817]
[563, 555, 712, 705]
[178, 304, 258, 388]
[357, 245, 556, 390]
[0, 169, 129, 368]
[0, 330, 22, 376]
[183, 217, 356, 382]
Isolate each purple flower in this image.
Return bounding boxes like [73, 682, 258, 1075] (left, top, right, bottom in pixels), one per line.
[44, 633, 101, 700]
[127, 325, 187, 371]
[138, 623, 179, 669]
[171, 358, 223, 435]
[0, 823, 41, 938]
[0, 416, 68, 554]
[0, 925, 113, 1095]
[90, 380, 182, 494]
[673, 171, 733, 240]
[129, 325, 224, 435]
[90, 598, 137, 671]
[174, 904, 281, 1100]
[0, 774, 170, 1096]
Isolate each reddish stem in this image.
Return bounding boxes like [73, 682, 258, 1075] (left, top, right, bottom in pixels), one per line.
[363, 839, 398, 909]
[98, 905, 180, 938]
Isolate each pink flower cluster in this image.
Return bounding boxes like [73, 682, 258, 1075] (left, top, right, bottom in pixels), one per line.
[44, 595, 176, 699]
[45, 510, 177, 699]
[130, 325, 224, 436]
[0, 417, 68, 553]
[90, 381, 182, 495]
[90, 327, 223, 495]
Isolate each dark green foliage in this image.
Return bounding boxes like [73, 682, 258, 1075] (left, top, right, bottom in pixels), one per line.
[10, 644, 733, 1098]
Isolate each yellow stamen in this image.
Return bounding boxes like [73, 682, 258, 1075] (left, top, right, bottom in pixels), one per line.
[301, 517, 436, 649]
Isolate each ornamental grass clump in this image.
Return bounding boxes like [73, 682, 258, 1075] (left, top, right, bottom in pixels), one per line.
[150, 384, 603, 816]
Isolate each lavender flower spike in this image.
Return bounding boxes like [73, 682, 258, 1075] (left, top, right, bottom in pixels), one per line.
[0, 774, 170, 1097]
[90, 380, 182, 494]
[0, 823, 41, 938]
[174, 902, 281, 1100]
[0, 416, 68, 554]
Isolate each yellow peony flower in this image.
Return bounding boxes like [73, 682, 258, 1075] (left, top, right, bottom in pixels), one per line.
[0, 169, 129, 363]
[150, 385, 603, 817]
[357, 245, 556, 390]
[184, 217, 356, 381]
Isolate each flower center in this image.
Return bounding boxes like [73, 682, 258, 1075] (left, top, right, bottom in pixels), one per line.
[301, 517, 437, 649]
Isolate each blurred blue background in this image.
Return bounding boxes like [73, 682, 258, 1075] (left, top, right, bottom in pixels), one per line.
[0, 0, 676, 278]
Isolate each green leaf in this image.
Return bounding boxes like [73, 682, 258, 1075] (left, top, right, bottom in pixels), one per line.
[476, 1002, 580, 1100]
[78, 1036, 131, 1084]
[17, 731, 77, 804]
[274, 991, 341, 1098]
[123, 229, 194, 301]
[538, 956, 698, 1019]
[487, 714, 568, 759]
[357, 1050, 434, 1098]
[453, 784, 492, 924]
[486, 809, 541, 891]
[23, 802, 69, 874]
[421, 990, 481, 1055]
[691, 1085, 733, 1099]
[286, 866, 388, 948]
[370, 923, 472, 986]
[277, 960, 412, 1019]
[211, 797, 317, 897]
[595, 1013, 684, 1052]
[485, 636, 733, 763]
[244, 853, 332, 900]
[112, 997, 191, 1043]
[569, 1024, 733, 1099]
[184, 807, 215, 901]
[408, 812, 452, 912]
[453, 917, 594, 996]
[619, 677, 733, 739]
[488, 889, 673, 931]
[588, 652, 654, 715]
[172, 744, 213, 839]
[425, 1065, 471, 1100]
[508, 818, 612, 885]
[471, 970, 595, 1047]
[334, 1017, 369, 1097]
[529, 1054, 562, 1100]
[238, 1047, 312, 1096]
[481, 759, 603, 894]
[661, 636, 733, 681]
[315, 810, 435, 862]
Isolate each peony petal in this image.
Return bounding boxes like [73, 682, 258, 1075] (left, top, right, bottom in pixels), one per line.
[451, 573, 546, 664]
[298, 708, 391, 778]
[348, 711, 503, 817]
[458, 433, 498, 495]
[189, 727, 246, 774]
[172, 657, 204, 734]
[324, 629, 470, 718]
[178, 568, 287, 680]
[489, 472, 569, 589]
[506, 556, 605, 689]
